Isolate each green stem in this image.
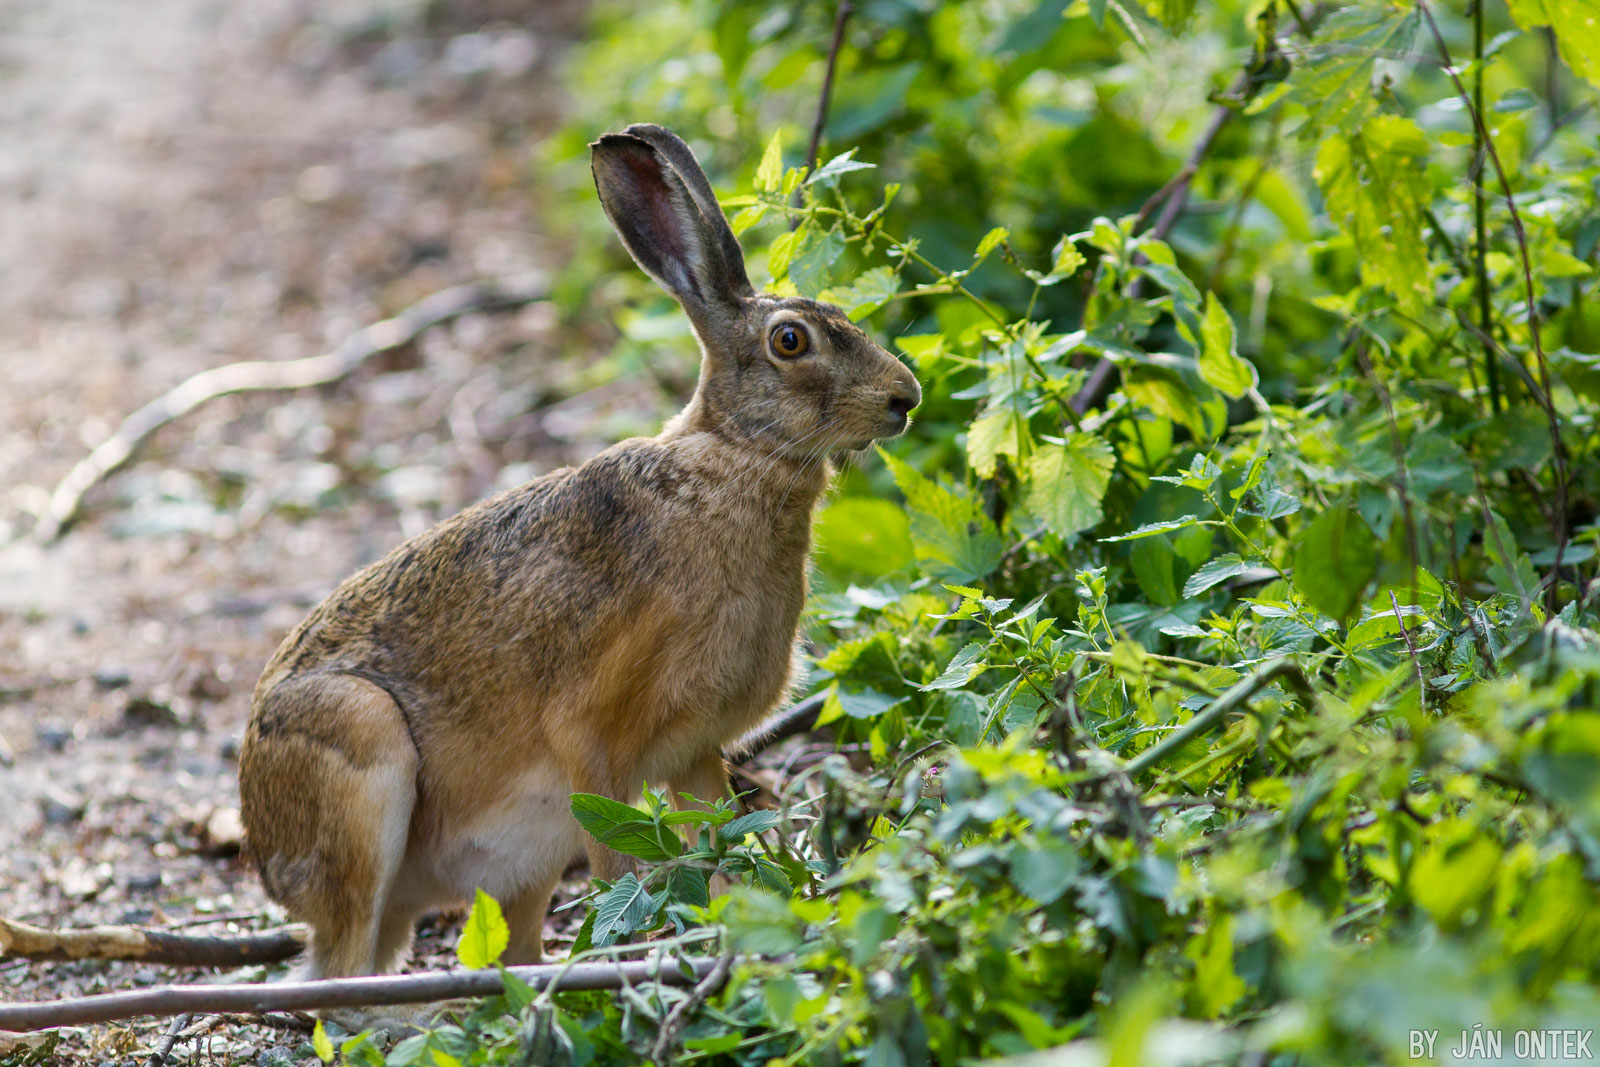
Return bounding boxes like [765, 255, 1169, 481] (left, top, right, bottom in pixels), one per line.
[1471, 0, 1501, 414]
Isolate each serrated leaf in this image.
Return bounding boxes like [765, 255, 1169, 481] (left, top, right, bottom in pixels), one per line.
[823, 266, 899, 320]
[721, 810, 783, 841]
[921, 642, 987, 691]
[600, 819, 682, 862]
[883, 451, 1001, 582]
[730, 204, 767, 236]
[1100, 515, 1202, 542]
[1507, 0, 1600, 88]
[756, 131, 783, 192]
[1315, 115, 1432, 316]
[806, 149, 876, 186]
[967, 409, 1025, 479]
[790, 228, 845, 298]
[975, 226, 1008, 260]
[589, 873, 658, 948]
[1197, 294, 1258, 399]
[1484, 509, 1540, 606]
[1182, 554, 1252, 598]
[1025, 432, 1115, 538]
[457, 887, 510, 968]
[767, 226, 803, 283]
[571, 793, 650, 838]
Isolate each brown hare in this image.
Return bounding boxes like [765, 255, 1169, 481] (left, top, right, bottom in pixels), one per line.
[237, 123, 921, 983]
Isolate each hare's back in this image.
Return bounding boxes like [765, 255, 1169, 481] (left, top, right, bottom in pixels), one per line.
[257, 441, 693, 697]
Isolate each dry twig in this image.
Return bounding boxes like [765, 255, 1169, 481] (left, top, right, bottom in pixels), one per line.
[145, 1013, 191, 1067]
[792, 0, 854, 218]
[649, 953, 735, 1064]
[32, 274, 548, 543]
[0, 915, 306, 967]
[0, 959, 720, 1032]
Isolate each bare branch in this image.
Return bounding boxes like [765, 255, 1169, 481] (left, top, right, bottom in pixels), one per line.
[145, 1013, 191, 1067]
[650, 953, 734, 1064]
[0, 958, 722, 1032]
[792, 0, 854, 222]
[0, 915, 306, 967]
[31, 274, 549, 543]
[803, 2, 854, 177]
[1390, 590, 1428, 715]
[1069, 76, 1242, 417]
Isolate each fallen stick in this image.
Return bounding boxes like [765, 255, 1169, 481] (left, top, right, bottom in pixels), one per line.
[0, 916, 306, 967]
[32, 273, 549, 543]
[0, 958, 722, 1032]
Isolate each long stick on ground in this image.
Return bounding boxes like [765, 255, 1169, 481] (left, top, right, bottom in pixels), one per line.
[0, 958, 722, 1032]
[32, 273, 549, 543]
[0, 916, 306, 967]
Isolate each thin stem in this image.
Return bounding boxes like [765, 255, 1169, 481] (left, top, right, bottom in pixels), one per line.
[794, 0, 854, 217]
[1471, 0, 1501, 414]
[1419, 0, 1568, 612]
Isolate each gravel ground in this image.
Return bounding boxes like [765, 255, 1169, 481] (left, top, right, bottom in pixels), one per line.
[0, 0, 674, 1060]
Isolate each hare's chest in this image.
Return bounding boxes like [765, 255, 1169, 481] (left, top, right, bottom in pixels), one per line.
[654, 537, 808, 730]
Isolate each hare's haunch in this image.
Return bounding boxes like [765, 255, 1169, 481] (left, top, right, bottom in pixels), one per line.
[237, 124, 921, 983]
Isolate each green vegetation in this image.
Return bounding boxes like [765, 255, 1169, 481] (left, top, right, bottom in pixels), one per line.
[348, 0, 1600, 1062]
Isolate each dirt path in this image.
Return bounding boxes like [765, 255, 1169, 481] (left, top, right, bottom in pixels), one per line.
[0, 0, 619, 1059]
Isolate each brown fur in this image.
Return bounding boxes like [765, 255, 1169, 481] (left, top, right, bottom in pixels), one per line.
[237, 124, 920, 981]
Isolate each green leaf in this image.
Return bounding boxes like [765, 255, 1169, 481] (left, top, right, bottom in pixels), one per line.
[1025, 432, 1116, 538]
[1314, 115, 1433, 316]
[312, 1021, 334, 1064]
[975, 226, 1008, 260]
[1286, 4, 1419, 133]
[1183, 554, 1252, 598]
[457, 888, 510, 968]
[805, 149, 876, 186]
[1291, 506, 1377, 621]
[600, 819, 683, 862]
[1010, 841, 1080, 904]
[571, 793, 650, 839]
[789, 228, 845, 298]
[1185, 913, 1246, 1018]
[1197, 294, 1258, 399]
[729, 204, 767, 237]
[1484, 509, 1540, 606]
[822, 266, 899, 321]
[589, 873, 658, 947]
[967, 409, 1026, 480]
[921, 642, 988, 691]
[755, 131, 783, 193]
[883, 451, 1002, 582]
[1100, 515, 1202, 542]
[1507, 0, 1600, 88]
[721, 809, 783, 841]
[767, 226, 803, 283]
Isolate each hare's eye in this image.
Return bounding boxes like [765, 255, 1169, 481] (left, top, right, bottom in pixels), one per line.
[770, 323, 811, 358]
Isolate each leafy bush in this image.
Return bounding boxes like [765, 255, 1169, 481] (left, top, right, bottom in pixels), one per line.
[346, 0, 1600, 1063]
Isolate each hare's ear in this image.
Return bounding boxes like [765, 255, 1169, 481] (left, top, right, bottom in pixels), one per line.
[591, 128, 754, 314]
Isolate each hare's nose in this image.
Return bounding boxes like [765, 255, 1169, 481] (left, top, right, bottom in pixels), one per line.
[887, 377, 921, 419]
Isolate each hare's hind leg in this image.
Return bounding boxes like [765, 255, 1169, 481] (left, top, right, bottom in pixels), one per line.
[502, 873, 560, 965]
[240, 672, 419, 978]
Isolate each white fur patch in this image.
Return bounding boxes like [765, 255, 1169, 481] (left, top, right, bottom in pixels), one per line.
[427, 762, 585, 901]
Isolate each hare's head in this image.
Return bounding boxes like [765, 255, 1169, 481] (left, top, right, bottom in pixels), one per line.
[591, 124, 920, 458]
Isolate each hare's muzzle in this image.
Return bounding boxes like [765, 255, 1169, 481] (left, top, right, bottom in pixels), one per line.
[884, 375, 922, 435]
